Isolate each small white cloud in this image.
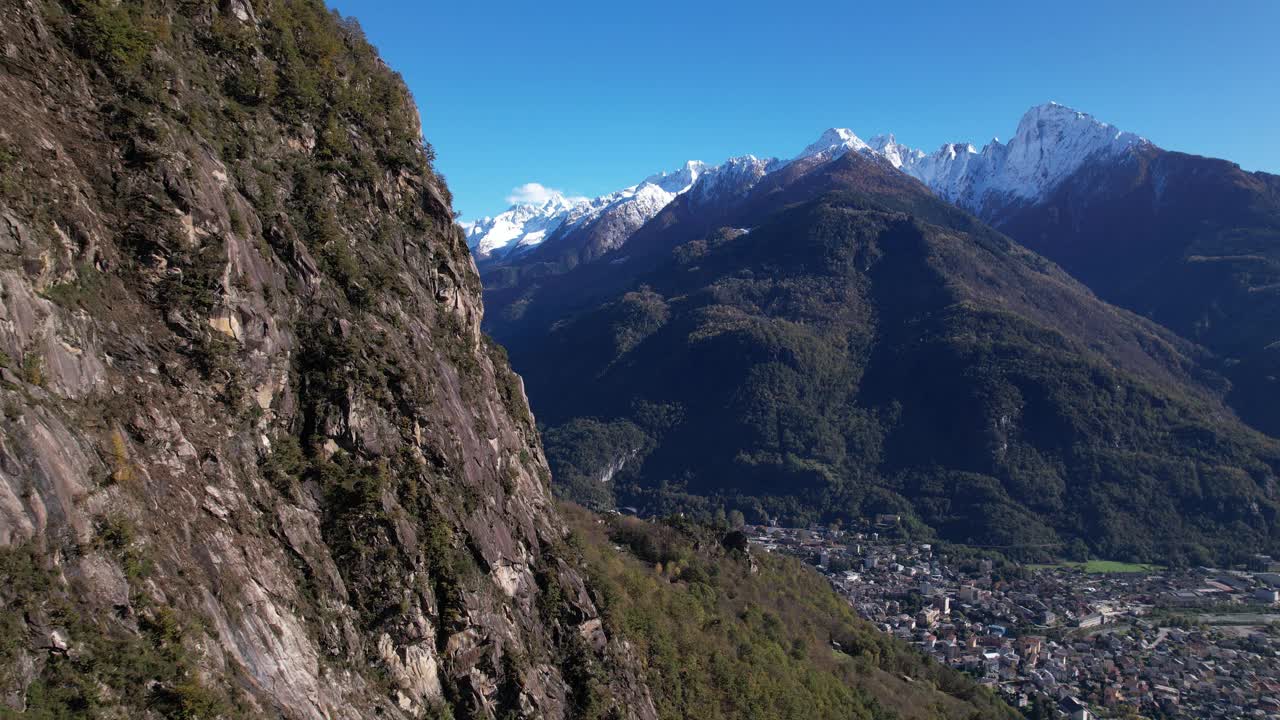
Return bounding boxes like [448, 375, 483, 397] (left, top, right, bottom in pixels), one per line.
[506, 182, 588, 206]
[506, 182, 561, 205]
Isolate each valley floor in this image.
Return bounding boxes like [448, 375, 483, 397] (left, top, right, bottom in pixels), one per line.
[749, 522, 1280, 719]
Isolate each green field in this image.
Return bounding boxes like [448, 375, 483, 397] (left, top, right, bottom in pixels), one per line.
[1029, 560, 1163, 574]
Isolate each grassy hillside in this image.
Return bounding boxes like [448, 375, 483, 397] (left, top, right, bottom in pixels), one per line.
[561, 504, 1017, 720]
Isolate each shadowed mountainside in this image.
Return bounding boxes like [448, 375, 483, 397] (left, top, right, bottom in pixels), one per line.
[991, 146, 1280, 436]
[492, 152, 1280, 566]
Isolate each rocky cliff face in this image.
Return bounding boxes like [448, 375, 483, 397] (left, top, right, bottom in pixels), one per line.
[0, 1, 654, 718]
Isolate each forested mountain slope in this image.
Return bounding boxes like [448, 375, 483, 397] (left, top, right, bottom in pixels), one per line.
[0, 2, 1019, 719]
[562, 504, 1019, 720]
[991, 147, 1280, 436]
[477, 105, 1280, 446]
[493, 152, 1280, 566]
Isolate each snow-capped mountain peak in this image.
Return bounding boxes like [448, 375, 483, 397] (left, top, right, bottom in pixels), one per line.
[643, 160, 709, 193]
[463, 103, 1155, 263]
[893, 102, 1151, 212]
[690, 154, 777, 204]
[536, 192, 581, 213]
[796, 127, 871, 161]
[995, 102, 1147, 196]
[464, 192, 590, 259]
[867, 133, 925, 169]
[465, 160, 715, 261]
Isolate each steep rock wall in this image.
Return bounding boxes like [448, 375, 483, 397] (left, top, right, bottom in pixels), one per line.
[0, 2, 654, 718]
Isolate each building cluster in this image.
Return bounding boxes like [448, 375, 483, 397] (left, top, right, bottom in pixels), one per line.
[747, 524, 1280, 719]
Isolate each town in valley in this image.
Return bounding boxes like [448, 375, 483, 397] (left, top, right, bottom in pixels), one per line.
[745, 518, 1280, 719]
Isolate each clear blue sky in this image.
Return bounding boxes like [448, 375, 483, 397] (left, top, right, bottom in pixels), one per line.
[329, 0, 1280, 221]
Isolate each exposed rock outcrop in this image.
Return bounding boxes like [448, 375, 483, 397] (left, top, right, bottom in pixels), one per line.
[0, 2, 654, 717]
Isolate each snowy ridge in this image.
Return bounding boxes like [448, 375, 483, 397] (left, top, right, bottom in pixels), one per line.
[795, 127, 872, 162]
[691, 155, 778, 204]
[643, 160, 709, 193]
[463, 194, 583, 259]
[463, 103, 1151, 262]
[898, 103, 1150, 212]
[867, 134, 926, 170]
[465, 161, 712, 260]
[779, 103, 1148, 213]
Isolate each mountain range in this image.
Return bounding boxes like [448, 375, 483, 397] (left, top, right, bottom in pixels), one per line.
[465, 102, 1143, 266]
[475, 103, 1280, 566]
